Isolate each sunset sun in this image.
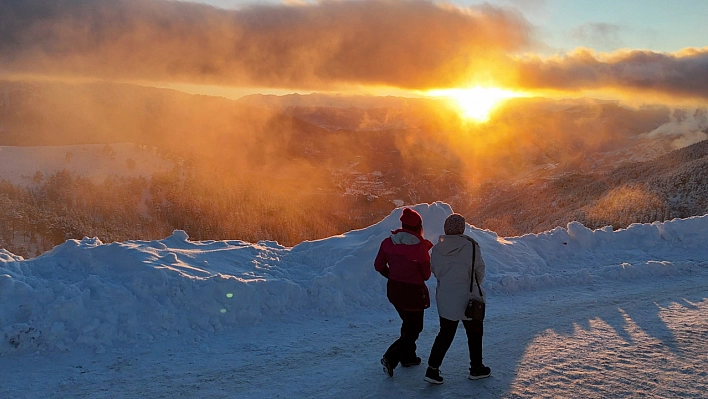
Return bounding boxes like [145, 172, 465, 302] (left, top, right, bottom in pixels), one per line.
[428, 87, 525, 122]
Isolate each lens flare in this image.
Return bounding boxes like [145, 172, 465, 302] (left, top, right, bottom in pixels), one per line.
[428, 87, 526, 122]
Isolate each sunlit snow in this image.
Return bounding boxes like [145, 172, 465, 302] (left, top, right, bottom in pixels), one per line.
[1, 202, 706, 398]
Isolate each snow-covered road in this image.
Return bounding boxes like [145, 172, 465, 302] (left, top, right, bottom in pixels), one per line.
[3, 269, 706, 398]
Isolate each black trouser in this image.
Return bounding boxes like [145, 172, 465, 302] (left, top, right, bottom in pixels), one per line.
[383, 306, 424, 367]
[428, 317, 484, 369]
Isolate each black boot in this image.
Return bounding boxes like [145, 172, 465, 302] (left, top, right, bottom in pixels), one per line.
[424, 367, 443, 384]
[401, 356, 421, 367]
[381, 357, 394, 377]
[468, 364, 491, 380]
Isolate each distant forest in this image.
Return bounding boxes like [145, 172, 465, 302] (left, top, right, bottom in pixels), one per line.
[0, 168, 396, 258]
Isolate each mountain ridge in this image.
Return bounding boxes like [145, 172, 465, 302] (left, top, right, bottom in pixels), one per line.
[1, 79, 706, 256]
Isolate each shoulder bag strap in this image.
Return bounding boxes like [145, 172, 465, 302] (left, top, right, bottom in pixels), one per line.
[469, 241, 483, 295]
[469, 241, 476, 293]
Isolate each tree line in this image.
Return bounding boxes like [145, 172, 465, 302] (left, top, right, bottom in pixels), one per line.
[0, 169, 392, 258]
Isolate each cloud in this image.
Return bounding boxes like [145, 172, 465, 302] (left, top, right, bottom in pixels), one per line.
[643, 108, 708, 149]
[0, 0, 531, 90]
[570, 23, 624, 50]
[504, 0, 547, 13]
[3, 0, 706, 101]
[510, 47, 708, 100]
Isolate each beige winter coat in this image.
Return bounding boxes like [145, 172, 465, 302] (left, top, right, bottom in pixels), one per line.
[431, 234, 486, 321]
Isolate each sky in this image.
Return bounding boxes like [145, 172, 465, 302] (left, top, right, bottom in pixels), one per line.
[1, 0, 707, 104]
[1, 202, 707, 397]
[472, 0, 708, 53]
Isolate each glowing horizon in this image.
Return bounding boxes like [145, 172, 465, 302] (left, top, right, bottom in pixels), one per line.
[427, 87, 528, 122]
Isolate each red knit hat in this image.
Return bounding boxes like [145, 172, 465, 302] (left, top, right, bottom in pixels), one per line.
[400, 208, 422, 228]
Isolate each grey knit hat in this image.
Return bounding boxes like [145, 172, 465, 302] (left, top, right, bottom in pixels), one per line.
[444, 213, 466, 235]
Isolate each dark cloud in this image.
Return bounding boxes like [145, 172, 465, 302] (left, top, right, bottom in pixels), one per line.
[511, 48, 708, 100]
[0, 0, 531, 90]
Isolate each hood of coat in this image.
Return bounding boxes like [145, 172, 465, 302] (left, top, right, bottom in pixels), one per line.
[433, 234, 475, 256]
[390, 229, 422, 245]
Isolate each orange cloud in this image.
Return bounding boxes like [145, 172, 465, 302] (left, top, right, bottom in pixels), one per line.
[4, 1, 705, 101]
[510, 47, 708, 100]
[0, 0, 531, 90]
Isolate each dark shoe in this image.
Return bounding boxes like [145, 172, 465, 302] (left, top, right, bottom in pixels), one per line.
[381, 357, 394, 377]
[468, 364, 491, 380]
[424, 367, 443, 384]
[401, 357, 421, 367]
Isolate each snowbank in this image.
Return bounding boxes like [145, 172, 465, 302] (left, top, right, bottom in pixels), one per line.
[1, 202, 706, 354]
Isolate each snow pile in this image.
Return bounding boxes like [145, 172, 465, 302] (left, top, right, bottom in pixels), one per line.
[1, 202, 706, 354]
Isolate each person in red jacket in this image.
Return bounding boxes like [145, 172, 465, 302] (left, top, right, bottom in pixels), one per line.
[374, 207, 433, 377]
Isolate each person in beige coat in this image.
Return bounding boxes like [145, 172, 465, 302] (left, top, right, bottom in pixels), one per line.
[424, 213, 491, 385]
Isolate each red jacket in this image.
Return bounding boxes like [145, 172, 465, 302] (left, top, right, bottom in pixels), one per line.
[374, 229, 433, 311]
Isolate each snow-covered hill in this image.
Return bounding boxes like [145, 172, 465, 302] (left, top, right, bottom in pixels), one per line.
[465, 138, 708, 236]
[1, 202, 707, 397]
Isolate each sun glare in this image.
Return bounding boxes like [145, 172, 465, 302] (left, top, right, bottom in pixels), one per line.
[428, 87, 525, 122]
